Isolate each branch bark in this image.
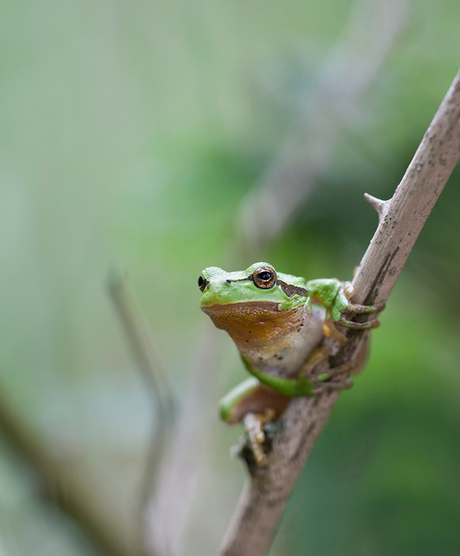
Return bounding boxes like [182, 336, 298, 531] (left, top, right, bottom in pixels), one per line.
[219, 68, 460, 556]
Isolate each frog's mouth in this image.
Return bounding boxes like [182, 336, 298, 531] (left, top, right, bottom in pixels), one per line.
[201, 301, 283, 326]
[201, 301, 308, 358]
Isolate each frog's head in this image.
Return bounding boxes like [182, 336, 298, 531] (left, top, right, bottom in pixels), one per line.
[198, 262, 311, 357]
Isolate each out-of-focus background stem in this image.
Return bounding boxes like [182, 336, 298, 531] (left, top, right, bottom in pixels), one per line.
[1, 0, 460, 555]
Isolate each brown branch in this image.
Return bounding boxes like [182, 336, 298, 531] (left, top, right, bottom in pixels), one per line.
[218, 68, 460, 556]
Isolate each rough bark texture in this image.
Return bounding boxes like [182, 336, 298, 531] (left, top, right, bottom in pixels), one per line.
[219, 69, 460, 556]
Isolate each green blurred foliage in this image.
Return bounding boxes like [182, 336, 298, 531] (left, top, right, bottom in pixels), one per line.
[1, 0, 460, 555]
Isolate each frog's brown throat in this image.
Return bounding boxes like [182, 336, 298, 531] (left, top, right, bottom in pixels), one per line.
[201, 300, 309, 358]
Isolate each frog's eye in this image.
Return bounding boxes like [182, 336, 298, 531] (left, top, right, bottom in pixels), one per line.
[198, 275, 208, 292]
[252, 266, 277, 289]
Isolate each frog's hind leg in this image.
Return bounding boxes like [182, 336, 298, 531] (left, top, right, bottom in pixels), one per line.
[302, 350, 358, 394]
[220, 378, 291, 466]
[219, 377, 290, 425]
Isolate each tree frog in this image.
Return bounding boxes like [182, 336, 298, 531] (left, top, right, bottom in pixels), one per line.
[198, 262, 382, 465]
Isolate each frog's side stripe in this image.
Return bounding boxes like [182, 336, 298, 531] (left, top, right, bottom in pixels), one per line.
[241, 355, 316, 397]
[277, 280, 309, 299]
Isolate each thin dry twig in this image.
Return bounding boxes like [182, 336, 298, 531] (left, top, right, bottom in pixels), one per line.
[144, 328, 224, 556]
[219, 68, 460, 556]
[108, 272, 175, 556]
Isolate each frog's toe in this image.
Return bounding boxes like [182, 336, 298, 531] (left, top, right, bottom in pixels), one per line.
[243, 410, 276, 467]
[336, 318, 379, 330]
[312, 377, 353, 394]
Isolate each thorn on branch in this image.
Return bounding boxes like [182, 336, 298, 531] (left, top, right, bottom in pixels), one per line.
[364, 193, 391, 222]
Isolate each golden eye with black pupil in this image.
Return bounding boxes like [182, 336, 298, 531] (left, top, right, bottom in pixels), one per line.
[252, 266, 277, 289]
[198, 275, 208, 292]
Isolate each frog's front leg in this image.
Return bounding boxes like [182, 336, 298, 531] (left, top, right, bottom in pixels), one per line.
[307, 278, 385, 331]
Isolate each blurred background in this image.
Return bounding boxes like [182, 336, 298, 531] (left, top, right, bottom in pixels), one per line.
[1, 0, 460, 555]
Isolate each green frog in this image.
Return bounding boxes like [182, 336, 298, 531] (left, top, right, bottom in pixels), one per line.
[198, 262, 381, 465]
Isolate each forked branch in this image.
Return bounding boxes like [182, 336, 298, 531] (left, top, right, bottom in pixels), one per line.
[219, 69, 460, 556]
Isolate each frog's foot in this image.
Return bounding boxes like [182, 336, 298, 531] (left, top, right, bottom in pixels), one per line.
[312, 377, 353, 394]
[345, 301, 386, 315]
[336, 318, 381, 330]
[318, 361, 354, 380]
[337, 300, 385, 330]
[314, 361, 354, 393]
[300, 349, 354, 392]
[301, 349, 353, 382]
[243, 409, 276, 467]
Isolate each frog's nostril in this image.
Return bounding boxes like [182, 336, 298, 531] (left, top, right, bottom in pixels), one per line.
[198, 275, 209, 292]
